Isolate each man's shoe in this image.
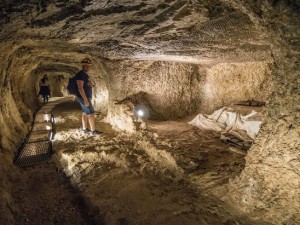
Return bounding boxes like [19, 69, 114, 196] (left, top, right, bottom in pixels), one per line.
[90, 130, 103, 135]
[81, 128, 90, 134]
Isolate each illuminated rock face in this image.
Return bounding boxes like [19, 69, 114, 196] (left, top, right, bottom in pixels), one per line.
[105, 60, 273, 121]
[0, 0, 299, 224]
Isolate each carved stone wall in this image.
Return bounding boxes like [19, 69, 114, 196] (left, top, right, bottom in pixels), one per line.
[0, 0, 299, 224]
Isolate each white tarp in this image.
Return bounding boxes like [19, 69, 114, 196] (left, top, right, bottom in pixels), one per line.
[188, 107, 263, 139]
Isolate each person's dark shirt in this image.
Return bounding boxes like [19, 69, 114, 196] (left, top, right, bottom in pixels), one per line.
[40, 78, 49, 86]
[75, 70, 92, 99]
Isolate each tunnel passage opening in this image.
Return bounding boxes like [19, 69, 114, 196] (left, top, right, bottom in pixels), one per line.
[33, 64, 79, 100]
[21, 59, 110, 117]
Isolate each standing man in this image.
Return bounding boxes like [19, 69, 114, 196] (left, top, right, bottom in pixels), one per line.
[75, 57, 102, 135]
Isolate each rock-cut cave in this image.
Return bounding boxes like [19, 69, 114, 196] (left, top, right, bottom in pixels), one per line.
[0, 1, 299, 225]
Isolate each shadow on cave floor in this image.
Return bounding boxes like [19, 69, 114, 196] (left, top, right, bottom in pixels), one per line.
[12, 160, 89, 225]
[13, 99, 259, 225]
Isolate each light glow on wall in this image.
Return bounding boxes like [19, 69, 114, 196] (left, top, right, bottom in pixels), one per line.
[134, 105, 149, 120]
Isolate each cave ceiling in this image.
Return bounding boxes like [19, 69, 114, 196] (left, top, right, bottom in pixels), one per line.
[0, 0, 273, 64]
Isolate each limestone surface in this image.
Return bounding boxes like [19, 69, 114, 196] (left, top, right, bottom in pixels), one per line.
[0, 0, 299, 224]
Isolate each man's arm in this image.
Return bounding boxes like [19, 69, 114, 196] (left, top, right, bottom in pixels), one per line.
[77, 80, 89, 107]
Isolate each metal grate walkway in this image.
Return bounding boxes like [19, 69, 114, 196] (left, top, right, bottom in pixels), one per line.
[14, 140, 52, 167]
[14, 110, 55, 167]
[14, 98, 72, 168]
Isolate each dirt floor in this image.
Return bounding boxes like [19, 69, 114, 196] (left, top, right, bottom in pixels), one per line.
[12, 99, 257, 225]
[12, 160, 88, 225]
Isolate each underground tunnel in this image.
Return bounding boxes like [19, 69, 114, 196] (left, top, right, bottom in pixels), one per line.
[0, 1, 299, 225]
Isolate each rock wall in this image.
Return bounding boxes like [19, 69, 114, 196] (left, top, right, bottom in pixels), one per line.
[105, 59, 272, 131]
[0, 43, 29, 225]
[224, 1, 300, 224]
[202, 61, 273, 113]
[0, 0, 299, 224]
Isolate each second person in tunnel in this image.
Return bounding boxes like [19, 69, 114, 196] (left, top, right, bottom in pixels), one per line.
[38, 74, 50, 103]
[75, 57, 102, 135]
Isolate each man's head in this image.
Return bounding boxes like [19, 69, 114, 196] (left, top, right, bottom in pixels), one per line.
[81, 57, 92, 72]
